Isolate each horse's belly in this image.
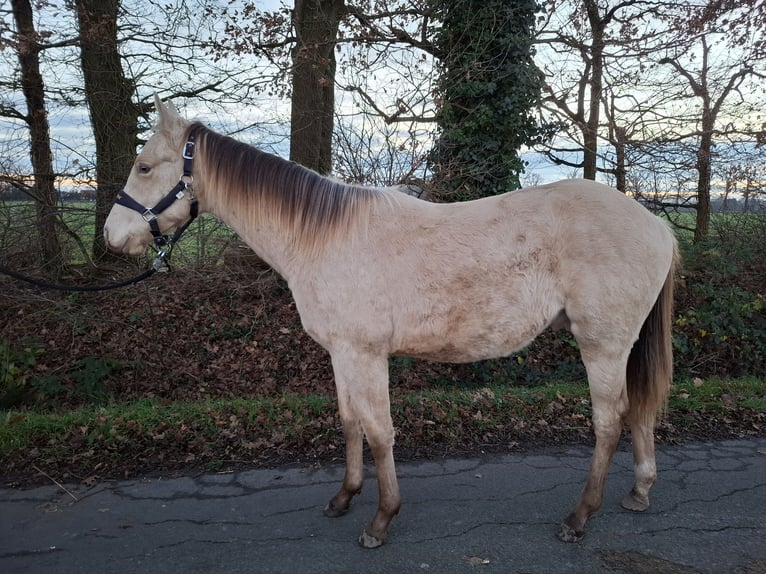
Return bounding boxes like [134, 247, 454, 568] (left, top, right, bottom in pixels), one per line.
[389, 285, 560, 363]
[392, 325, 538, 363]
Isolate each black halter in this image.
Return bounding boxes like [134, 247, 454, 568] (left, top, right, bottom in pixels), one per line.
[115, 129, 200, 251]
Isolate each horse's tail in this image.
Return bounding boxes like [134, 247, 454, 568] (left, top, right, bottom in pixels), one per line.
[626, 242, 679, 425]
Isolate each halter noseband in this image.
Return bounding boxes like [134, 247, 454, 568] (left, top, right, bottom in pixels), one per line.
[115, 129, 200, 253]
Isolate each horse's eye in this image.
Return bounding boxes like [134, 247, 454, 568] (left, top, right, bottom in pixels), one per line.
[137, 163, 152, 175]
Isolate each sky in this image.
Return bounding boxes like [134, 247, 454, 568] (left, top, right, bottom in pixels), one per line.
[0, 0, 579, 192]
[3, 0, 761, 196]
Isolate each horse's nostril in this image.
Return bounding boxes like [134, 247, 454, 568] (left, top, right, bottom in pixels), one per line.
[103, 228, 122, 252]
[103, 228, 114, 250]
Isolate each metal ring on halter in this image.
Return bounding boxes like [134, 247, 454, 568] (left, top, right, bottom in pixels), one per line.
[141, 208, 158, 223]
[182, 140, 195, 160]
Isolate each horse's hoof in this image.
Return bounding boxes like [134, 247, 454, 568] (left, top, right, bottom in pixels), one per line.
[358, 529, 385, 549]
[621, 490, 650, 512]
[323, 502, 349, 518]
[557, 522, 585, 543]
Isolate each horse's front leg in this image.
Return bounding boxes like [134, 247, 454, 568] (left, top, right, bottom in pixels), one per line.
[328, 347, 400, 548]
[324, 392, 364, 517]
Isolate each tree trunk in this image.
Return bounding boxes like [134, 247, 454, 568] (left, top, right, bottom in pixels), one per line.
[694, 106, 714, 243]
[74, 0, 139, 260]
[290, 0, 345, 175]
[11, 0, 63, 272]
[613, 124, 627, 192]
[583, 0, 604, 180]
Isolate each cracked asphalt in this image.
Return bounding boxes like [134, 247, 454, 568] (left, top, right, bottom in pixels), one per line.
[2, 438, 765, 574]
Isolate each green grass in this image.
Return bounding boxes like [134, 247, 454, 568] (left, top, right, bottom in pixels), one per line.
[669, 376, 766, 413]
[2, 377, 763, 478]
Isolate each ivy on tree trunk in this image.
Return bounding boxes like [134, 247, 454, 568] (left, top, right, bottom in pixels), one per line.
[429, 0, 548, 201]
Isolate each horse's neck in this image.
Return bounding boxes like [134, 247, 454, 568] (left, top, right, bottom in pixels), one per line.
[218, 206, 300, 279]
[197, 144, 382, 281]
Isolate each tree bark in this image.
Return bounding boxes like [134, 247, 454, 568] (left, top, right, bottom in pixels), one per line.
[11, 0, 63, 272]
[613, 125, 627, 193]
[695, 115, 713, 242]
[74, 0, 139, 260]
[583, 0, 604, 180]
[290, 0, 345, 175]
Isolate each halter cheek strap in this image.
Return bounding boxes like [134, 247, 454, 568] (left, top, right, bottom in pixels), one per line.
[115, 130, 199, 249]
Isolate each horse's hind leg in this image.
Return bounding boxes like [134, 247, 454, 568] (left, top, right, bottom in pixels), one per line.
[621, 413, 657, 512]
[559, 349, 629, 542]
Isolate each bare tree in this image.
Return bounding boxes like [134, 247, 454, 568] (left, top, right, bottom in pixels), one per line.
[535, 0, 766, 243]
[660, 56, 764, 239]
[9, 0, 63, 271]
[536, 0, 678, 180]
[289, 0, 345, 174]
[209, 1, 435, 175]
[74, 0, 140, 260]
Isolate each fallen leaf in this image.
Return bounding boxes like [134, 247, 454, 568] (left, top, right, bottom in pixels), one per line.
[463, 555, 491, 566]
[6, 413, 27, 425]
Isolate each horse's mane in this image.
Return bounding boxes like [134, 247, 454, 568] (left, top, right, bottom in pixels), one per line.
[190, 122, 382, 255]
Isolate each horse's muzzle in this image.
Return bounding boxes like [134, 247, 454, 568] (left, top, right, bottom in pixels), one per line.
[104, 227, 145, 256]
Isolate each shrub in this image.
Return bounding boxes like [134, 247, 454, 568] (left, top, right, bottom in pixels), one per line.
[673, 213, 766, 377]
[0, 340, 120, 409]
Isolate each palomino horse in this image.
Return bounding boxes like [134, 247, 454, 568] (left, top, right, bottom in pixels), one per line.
[104, 97, 678, 548]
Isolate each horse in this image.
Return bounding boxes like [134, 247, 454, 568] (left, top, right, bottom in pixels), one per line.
[104, 96, 678, 548]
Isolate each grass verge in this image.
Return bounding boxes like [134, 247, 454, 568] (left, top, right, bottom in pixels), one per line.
[1, 377, 764, 485]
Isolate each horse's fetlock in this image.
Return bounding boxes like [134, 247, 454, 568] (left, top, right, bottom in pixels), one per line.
[324, 501, 350, 518]
[381, 499, 401, 517]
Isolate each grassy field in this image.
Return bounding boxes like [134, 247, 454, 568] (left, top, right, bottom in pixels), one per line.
[0, 200, 237, 268]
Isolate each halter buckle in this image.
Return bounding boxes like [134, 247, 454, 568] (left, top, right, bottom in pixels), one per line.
[182, 141, 196, 160]
[152, 247, 172, 271]
[141, 208, 158, 223]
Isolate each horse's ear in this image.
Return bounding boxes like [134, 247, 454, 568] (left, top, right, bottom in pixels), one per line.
[154, 94, 185, 138]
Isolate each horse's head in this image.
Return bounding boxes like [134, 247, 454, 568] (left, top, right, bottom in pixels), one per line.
[104, 95, 196, 256]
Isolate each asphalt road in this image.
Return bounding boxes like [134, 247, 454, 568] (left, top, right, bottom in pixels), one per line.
[2, 438, 765, 574]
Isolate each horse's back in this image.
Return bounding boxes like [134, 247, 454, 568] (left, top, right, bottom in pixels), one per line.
[296, 179, 674, 362]
[387, 179, 673, 274]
